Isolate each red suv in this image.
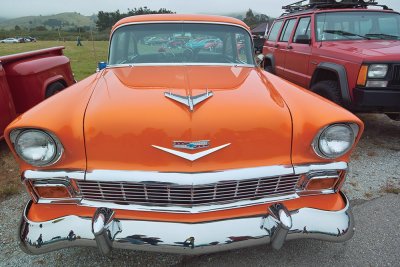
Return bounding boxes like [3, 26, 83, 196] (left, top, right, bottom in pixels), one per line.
[262, 0, 400, 120]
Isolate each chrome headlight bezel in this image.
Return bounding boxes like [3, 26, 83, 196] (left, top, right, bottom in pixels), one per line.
[312, 123, 359, 159]
[367, 64, 388, 79]
[10, 129, 64, 167]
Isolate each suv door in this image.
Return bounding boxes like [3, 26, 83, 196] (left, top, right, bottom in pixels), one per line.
[263, 20, 284, 72]
[274, 18, 297, 78]
[283, 16, 312, 88]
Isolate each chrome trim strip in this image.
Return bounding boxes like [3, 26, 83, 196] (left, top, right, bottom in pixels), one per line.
[79, 193, 299, 214]
[18, 192, 354, 255]
[107, 63, 255, 68]
[85, 164, 295, 184]
[23, 170, 85, 180]
[293, 161, 348, 175]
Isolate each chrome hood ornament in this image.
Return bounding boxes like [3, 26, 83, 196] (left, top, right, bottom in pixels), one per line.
[164, 90, 213, 111]
[152, 143, 230, 161]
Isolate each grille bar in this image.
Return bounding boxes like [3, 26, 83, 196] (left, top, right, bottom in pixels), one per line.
[77, 174, 301, 207]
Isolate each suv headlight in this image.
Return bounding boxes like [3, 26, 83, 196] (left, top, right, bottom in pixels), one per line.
[10, 129, 63, 167]
[368, 64, 388, 78]
[312, 123, 359, 159]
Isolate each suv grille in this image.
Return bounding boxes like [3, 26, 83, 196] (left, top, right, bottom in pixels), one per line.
[77, 175, 300, 207]
[392, 65, 400, 86]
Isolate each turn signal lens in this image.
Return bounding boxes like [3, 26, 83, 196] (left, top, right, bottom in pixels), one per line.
[34, 185, 71, 199]
[357, 65, 368, 86]
[306, 178, 338, 191]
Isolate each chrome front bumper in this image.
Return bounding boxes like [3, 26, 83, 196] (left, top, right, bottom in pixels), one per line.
[19, 192, 354, 255]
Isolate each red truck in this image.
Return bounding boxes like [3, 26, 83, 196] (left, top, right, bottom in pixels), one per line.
[262, 0, 400, 120]
[0, 47, 74, 139]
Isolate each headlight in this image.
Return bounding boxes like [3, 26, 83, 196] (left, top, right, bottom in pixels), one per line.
[368, 64, 388, 78]
[11, 129, 63, 166]
[313, 124, 358, 159]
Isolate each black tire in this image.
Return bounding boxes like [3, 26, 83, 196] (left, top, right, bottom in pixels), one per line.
[264, 65, 274, 73]
[45, 81, 66, 98]
[311, 80, 342, 106]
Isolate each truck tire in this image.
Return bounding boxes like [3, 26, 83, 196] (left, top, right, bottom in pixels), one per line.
[45, 81, 66, 98]
[311, 80, 342, 106]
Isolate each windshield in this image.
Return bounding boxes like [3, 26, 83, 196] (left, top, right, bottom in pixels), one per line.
[316, 11, 400, 41]
[109, 23, 254, 66]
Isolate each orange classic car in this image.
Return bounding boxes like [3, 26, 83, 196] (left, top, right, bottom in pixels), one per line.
[5, 14, 364, 255]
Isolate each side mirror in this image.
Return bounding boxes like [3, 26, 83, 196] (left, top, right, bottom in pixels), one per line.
[295, 35, 311, 45]
[256, 54, 265, 67]
[97, 62, 107, 72]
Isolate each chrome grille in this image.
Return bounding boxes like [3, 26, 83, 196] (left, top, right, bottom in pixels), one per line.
[77, 175, 300, 206]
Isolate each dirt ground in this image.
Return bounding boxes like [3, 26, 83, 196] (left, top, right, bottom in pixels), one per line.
[0, 140, 20, 199]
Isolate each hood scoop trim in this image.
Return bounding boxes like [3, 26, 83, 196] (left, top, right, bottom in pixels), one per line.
[164, 90, 213, 111]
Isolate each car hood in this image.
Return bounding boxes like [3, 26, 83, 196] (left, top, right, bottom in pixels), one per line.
[84, 66, 292, 172]
[321, 40, 400, 61]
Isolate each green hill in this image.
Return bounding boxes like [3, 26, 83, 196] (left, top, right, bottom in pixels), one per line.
[0, 12, 96, 30]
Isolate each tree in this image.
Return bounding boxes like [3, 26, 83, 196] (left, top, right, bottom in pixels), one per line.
[96, 7, 175, 31]
[243, 9, 269, 29]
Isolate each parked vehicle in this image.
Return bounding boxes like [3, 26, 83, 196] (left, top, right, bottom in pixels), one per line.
[262, 0, 400, 120]
[0, 47, 75, 140]
[5, 14, 363, 256]
[253, 36, 265, 54]
[0, 38, 19, 43]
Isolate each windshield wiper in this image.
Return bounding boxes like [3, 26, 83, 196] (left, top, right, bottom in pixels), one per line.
[365, 33, 400, 40]
[324, 30, 371, 40]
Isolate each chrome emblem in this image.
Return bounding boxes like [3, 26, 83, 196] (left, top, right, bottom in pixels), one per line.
[173, 140, 209, 150]
[164, 90, 213, 112]
[152, 143, 231, 161]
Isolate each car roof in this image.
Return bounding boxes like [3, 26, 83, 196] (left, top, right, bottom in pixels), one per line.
[112, 14, 250, 31]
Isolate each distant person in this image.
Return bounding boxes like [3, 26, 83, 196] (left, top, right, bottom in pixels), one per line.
[76, 36, 83, 46]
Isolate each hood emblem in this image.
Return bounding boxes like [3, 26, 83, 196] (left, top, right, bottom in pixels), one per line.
[152, 143, 230, 161]
[173, 140, 209, 150]
[165, 90, 213, 111]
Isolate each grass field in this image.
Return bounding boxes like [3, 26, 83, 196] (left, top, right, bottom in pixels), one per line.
[0, 41, 109, 81]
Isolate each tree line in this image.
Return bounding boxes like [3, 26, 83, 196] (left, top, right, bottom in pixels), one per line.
[96, 7, 175, 31]
[95, 7, 268, 31]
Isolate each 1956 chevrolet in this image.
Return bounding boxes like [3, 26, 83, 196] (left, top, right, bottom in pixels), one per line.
[5, 14, 364, 255]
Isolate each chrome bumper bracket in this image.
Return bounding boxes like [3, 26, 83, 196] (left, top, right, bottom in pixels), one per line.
[91, 207, 121, 255]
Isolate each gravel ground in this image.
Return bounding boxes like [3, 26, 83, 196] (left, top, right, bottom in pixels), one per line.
[0, 113, 399, 266]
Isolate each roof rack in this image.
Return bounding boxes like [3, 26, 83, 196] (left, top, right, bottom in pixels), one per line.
[282, 0, 391, 14]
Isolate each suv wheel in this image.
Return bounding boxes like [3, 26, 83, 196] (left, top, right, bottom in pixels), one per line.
[264, 65, 274, 73]
[311, 80, 342, 106]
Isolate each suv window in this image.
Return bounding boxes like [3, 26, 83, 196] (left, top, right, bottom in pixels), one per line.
[267, 21, 283, 42]
[316, 11, 400, 41]
[293, 17, 311, 43]
[279, 19, 297, 42]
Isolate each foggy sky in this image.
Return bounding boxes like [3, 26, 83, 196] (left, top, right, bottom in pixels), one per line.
[1, 0, 399, 19]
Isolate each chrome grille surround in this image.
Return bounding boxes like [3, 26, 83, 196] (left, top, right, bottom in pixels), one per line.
[22, 162, 349, 213]
[76, 174, 300, 207]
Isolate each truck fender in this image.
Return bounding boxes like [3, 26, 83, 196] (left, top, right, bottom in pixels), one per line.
[42, 75, 66, 99]
[310, 62, 351, 106]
